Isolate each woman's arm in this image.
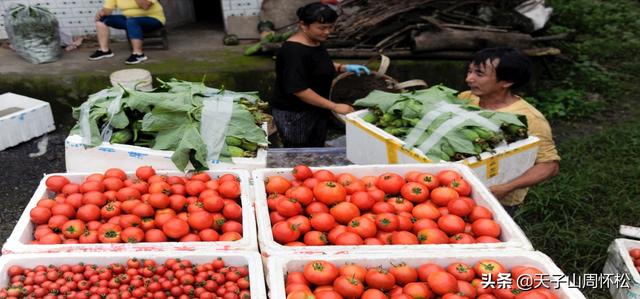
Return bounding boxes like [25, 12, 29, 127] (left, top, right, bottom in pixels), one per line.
[294, 88, 354, 114]
[135, 0, 153, 10]
[95, 8, 113, 21]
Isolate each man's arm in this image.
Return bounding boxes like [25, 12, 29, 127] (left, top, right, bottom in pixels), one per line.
[490, 161, 559, 200]
[294, 88, 354, 115]
[135, 0, 153, 10]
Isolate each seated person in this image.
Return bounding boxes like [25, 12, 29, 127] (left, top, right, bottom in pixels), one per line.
[89, 0, 165, 64]
[458, 47, 560, 215]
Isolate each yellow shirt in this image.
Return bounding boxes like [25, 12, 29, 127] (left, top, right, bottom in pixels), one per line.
[458, 91, 560, 205]
[104, 0, 166, 24]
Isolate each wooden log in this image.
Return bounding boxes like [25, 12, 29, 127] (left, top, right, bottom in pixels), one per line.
[411, 28, 534, 52]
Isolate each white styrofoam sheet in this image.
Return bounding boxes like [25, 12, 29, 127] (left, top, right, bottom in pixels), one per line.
[267, 250, 586, 299]
[64, 123, 269, 173]
[0, 93, 55, 151]
[604, 238, 640, 299]
[2, 169, 258, 254]
[346, 109, 540, 187]
[252, 164, 533, 257]
[0, 250, 266, 298]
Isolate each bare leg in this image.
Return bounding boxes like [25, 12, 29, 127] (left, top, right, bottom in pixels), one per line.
[96, 21, 110, 51]
[131, 39, 143, 54]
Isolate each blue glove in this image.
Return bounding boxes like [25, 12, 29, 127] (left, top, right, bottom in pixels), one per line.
[344, 64, 371, 76]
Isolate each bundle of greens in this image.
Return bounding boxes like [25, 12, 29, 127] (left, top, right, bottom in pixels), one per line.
[354, 85, 529, 162]
[70, 79, 269, 171]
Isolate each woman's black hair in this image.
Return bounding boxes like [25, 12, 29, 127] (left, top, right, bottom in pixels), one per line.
[296, 2, 338, 25]
[469, 47, 532, 89]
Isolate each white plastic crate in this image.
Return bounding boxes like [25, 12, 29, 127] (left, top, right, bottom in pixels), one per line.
[2, 169, 258, 254]
[603, 238, 640, 299]
[346, 109, 540, 187]
[65, 123, 268, 172]
[0, 93, 55, 151]
[267, 250, 586, 299]
[0, 250, 266, 298]
[252, 164, 533, 257]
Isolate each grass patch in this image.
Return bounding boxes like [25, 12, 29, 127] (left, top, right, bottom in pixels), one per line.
[516, 114, 640, 298]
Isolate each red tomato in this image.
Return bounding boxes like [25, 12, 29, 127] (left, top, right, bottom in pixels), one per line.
[218, 181, 241, 199]
[427, 271, 458, 295]
[361, 289, 388, 299]
[314, 182, 347, 205]
[333, 276, 364, 298]
[287, 215, 312, 235]
[403, 282, 433, 299]
[400, 182, 429, 203]
[365, 267, 396, 290]
[375, 172, 405, 195]
[437, 214, 466, 235]
[473, 260, 507, 280]
[135, 166, 156, 181]
[349, 191, 374, 211]
[313, 170, 336, 182]
[188, 211, 213, 230]
[389, 263, 418, 286]
[449, 178, 472, 196]
[334, 232, 364, 245]
[430, 187, 459, 207]
[346, 217, 377, 239]
[292, 165, 313, 181]
[412, 203, 441, 220]
[416, 228, 449, 244]
[286, 186, 314, 206]
[272, 221, 300, 244]
[121, 227, 145, 243]
[472, 219, 501, 238]
[303, 231, 328, 246]
[447, 198, 473, 217]
[30, 207, 52, 225]
[266, 176, 291, 194]
[330, 202, 360, 224]
[276, 197, 303, 217]
[436, 170, 462, 186]
[162, 218, 190, 239]
[117, 187, 141, 202]
[61, 219, 86, 239]
[303, 260, 338, 286]
[339, 264, 367, 282]
[469, 206, 494, 221]
[46, 175, 71, 193]
[76, 204, 100, 222]
[449, 233, 476, 244]
[390, 231, 419, 245]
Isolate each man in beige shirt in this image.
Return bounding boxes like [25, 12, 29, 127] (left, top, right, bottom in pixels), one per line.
[458, 47, 560, 214]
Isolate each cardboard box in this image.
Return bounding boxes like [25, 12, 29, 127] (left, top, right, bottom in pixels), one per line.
[346, 109, 540, 187]
[0, 93, 55, 151]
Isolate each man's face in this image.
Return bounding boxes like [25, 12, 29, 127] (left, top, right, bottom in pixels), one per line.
[465, 59, 507, 97]
[301, 22, 334, 43]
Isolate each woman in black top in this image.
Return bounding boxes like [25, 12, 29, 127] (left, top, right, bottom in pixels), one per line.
[272, 2, 370, 147]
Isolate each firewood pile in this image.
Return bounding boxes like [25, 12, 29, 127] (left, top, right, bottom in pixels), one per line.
[325, 0, 564, 58]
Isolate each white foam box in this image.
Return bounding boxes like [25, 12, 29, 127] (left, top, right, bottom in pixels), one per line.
[0, 93, 55, 151]
[603, 238, 640, 299]
[252, 164, 533, 258]
[267, 250, 586, 299]
[346, 109, 540, 187]
[0, 250, 267, 298]
[65, 123, 269, 172]
[2, 169, 258, 254]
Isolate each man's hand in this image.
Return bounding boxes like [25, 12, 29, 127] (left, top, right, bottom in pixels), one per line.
[331, 103, 355, 115]
[95, 9, 105, 21]
[489, 184, 512, 200]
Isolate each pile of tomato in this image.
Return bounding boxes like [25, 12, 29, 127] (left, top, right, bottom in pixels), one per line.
[628, 248, 640, 273]
[28, 166, 244, 244]
[0, 257, 251, 299]
[286, 259, 559, 299]
[265, 165, 503, 246]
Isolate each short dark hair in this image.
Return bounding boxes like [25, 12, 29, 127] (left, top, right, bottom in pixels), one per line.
[296, 2, 338, 25]
[470, 47, 532, 89]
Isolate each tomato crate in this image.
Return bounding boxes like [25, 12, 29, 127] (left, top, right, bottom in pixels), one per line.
[603, 238, 640, 299]
[0, 92, 55, 151]
[64, 123, 268, 173]
[266, 250, 586, 299]
[346, 109, 540, 187]
[252, 164, 533, 257]
[0, 250, 266, 298]
[2, 169, 258, 254]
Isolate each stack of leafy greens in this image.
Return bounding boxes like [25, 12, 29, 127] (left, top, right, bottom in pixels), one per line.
[354, 85, 529, 162]
[70, 79, 268, 171]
